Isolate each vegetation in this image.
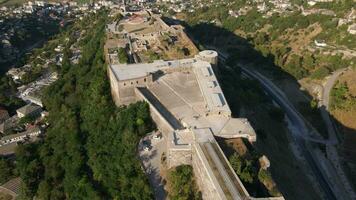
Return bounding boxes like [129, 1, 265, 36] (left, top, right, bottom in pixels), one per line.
[15, 10, 154, 200]
[0, 9, 62, 74]
[168, 165, 201, 200]
[230, 153, 257, 184]
[118, 47, 128, 63]
[214, 65, 319, 199]
[0, 158, 13, 185]
[0, 75, 25, 112]
[182, 2, 355, 80]
[144, 50, 161, 63]
[18, 115, 37, 125]
[229, 150, 280, 198]
[330, 81, 356, 111]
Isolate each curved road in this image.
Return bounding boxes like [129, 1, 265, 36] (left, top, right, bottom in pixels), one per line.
[320, 68, 348, 143]
[238, 66, 338, 200]
[217, 52, 349, 199]
[320, 68, 356, 199]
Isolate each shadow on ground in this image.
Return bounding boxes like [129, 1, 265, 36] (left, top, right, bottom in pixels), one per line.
[163, 17, 356, 199]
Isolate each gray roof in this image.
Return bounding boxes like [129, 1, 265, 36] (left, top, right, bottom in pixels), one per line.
[0, 177, 22, 196]
[1, 127, 41, 141]
[110, 58, 197, 81]
[16, 103, 42, 115]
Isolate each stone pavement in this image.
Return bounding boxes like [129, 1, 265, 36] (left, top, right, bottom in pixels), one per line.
[138, 132, 167, 200]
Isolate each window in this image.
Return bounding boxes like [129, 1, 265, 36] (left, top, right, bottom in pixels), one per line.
[136, 81, 139, 84]
[144, 78, 146, 82]
[124, 83, 126, 86]
[131, 82, 133, 85]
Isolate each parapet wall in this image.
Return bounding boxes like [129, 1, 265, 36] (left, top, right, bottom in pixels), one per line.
[108, 65, 121, 106]
[135, 87, 175, 135]
[192, 143, 226, 200]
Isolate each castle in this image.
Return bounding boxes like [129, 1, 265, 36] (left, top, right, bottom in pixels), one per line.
[107, 50, 264, 199]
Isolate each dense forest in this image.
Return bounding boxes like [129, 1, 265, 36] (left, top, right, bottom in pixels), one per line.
[15, 10, 154, 199]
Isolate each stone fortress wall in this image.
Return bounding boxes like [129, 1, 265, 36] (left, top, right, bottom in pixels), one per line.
[107, 13, 283, 200]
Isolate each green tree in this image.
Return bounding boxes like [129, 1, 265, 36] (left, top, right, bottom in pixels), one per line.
[0, 158, 12, 184]
[16, 10, 154, 200]
[169, 165, 202, 200]
[118, 47, 128, 63]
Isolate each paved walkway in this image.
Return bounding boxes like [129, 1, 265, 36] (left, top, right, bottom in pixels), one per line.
[319, 68, 348, 143]
[138, 132, 167, 200]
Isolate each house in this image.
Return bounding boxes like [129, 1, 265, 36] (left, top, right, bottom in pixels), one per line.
[16, 103, 42, 119]
[0, 116, 19, 134]
[0, 107, 9, 123]
[6, 68, 27, 81]
[0, 177, 22, 198]
[348, 23, 356, 35]
[0, 126, 42, 145]
[314, 39, 327, 47]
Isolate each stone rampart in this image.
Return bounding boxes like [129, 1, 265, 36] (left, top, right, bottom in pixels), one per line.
[135, 87, 175, 135]
[192, 143, 226, 200]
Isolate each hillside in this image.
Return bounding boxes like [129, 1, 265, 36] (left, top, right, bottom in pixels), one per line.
[176, 0, 355, 80]
[330, 69, 356, 186]
[0, 0, 91, 6]
[14, 10, 154, 199]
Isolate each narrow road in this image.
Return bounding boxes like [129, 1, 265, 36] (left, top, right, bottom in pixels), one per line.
[240, 66, 332, 144]
[319, 68, 356, 199]
[215, 52, 346, 199]
[238, 66, 339, 200]
[320, 68, 347, 143]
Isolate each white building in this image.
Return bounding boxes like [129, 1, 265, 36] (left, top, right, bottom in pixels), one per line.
[348, 24, 356, 35]
[0, 127, 42, 145]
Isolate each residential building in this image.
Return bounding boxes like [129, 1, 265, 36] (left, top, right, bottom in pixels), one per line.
[0, 126, 42, 145]
[0, 177, 21, 198]
[0, 116, 19, 134]
[16, 103, 42, 119]
[0, 107, 9, 123]
[348, 23, 356, 35]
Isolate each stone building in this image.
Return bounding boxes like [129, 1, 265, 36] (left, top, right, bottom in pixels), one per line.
[0, 107, 9, 123]
[107, 50, 275, 200]
[16, 103, 42, 119]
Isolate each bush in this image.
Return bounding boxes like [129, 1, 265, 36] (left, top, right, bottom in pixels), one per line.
[169, 165, 202, 200]
[118, 47, 128, 63]
[258, 169, 272, 183]
[310, 67, 330, 79]
[229, 153, 257, 184]
[330, 81, 356, 111]
[0, 158, 13, 184]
